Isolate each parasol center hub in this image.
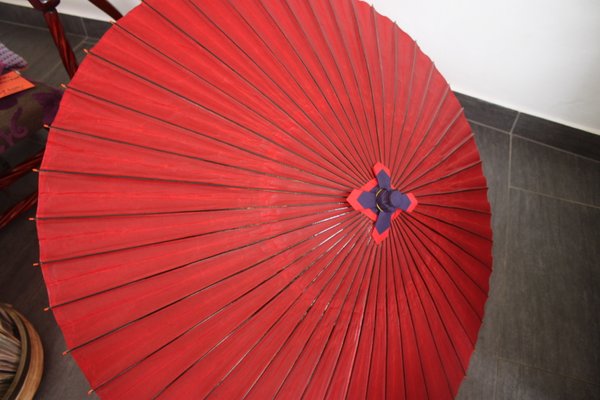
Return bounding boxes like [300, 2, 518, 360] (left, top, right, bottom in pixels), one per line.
[347, 162, 418, 244]
[376, 188, 404, 212]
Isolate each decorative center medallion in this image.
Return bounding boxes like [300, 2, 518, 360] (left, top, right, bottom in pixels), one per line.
[347, 163, 418, 243]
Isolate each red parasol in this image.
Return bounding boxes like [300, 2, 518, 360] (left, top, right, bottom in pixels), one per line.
[36, 0, 493, 399]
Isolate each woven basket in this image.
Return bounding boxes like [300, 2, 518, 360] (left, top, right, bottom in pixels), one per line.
[0, 304, 43, 400]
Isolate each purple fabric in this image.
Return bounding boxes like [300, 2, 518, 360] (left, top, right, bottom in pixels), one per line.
[0, 85, 62, 154]
[33, 90, 62, 124]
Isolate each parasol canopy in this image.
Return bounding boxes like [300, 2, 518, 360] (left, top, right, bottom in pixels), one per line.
[36, 0, 493, 398]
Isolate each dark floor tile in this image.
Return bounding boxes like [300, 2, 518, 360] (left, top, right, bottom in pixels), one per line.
[0, 172, 38, 213]
[513, 113, 600, 161]
[56, 13, 87, 37]
[0, 210, 97, 400]
[511, 136, 600, 206]
[83, 18, 112, 39]
[0, 208, 42, 332]
[495, 359, 600, 400]
[81, 38, 100, 51]
[493, 190, 600, 385]
[43, 38, 97, 88]
[34, 311, 99, 400]
[0, 21, 86, 83]
[471, 124, 509, 353]
[455, 92, 518, 132]
[0, 3, 46, 29]
[0, 129, 47, 171]
[0, 191, 10, 213]
[41, 64, 70, 89]
[456, 351, 497, 400]
[0, 2, 86, 36]
[0, 210, 37, 272]
[471, 283, 503, 355]
[472, 124, 510, 250]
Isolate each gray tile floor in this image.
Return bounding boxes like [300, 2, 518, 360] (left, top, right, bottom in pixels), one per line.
[1, 17, 599, 400]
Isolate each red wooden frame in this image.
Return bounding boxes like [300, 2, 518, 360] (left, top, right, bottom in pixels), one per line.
[27, 0, 123, 77]
[0, 152, 43, 230]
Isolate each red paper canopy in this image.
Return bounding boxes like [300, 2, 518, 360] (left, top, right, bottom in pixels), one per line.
[37, 0, 493, 399]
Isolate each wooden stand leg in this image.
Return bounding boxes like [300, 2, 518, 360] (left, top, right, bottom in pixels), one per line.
[87, 0, 123, 21]
[42, 9, 78, 78]
[0, 152, 44, 229]
[0, 194, 37, 230]
[28, 0, 78, 78]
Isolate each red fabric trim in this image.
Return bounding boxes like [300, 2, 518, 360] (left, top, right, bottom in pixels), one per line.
[406, 192, 418, 213]
[372, 162, 391, 178]
[371, 226, 389, 244]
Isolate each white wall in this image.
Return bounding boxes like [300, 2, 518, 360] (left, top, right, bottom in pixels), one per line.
[4, 0, 600, 134]
[1, 0, 139, 21]
[369, 0, 600, 135]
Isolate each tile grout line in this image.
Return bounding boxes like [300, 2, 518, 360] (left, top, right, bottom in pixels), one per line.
[0, 18, 105, 42]
[492, 356, 499, 400]
[37, 35, 89, 84]
[0, 20, 48, 32]
[80, 16, 89, 37]
[513, 134, 600, 164]
[40, 36, 90, 84]
[504, 113, 514, 254]
[494, 356, 600, 388]
[468, 120, 512, 136]
[502, 109, 598, 162]
[509, 185, 600, 209]
[0, 19, 87, 39]
[489, 111, 516, 400]
[508, 112, 520, 135]
[505, 112, 517, 211]
[74, 36, 94, 53]
[0, 6, 110, 39]
[37, 61, 64, 85]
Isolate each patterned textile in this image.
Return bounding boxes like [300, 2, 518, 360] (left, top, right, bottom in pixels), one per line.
[0, 42, 27, 74]
[0, 85, 62, 156]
